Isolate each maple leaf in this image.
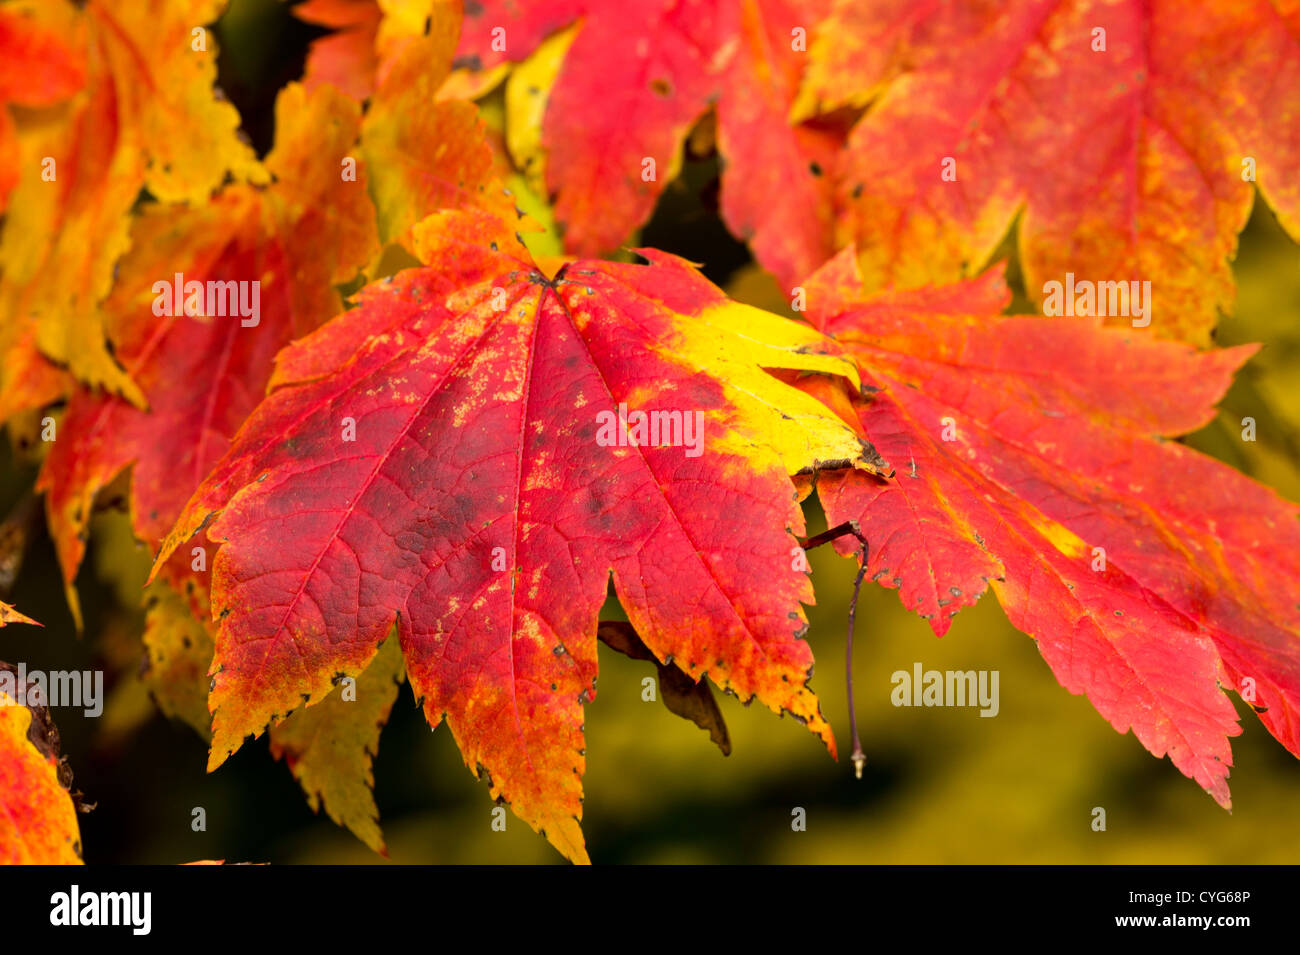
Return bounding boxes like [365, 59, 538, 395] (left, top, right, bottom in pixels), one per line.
[713, 0, 843, 290]
[34, 70, 515, 852]
[37, 81, 377, 621]
[140, 581, 215, 737]
[0, 601, 37, 628]
[801, 248, 1300, 806]
[136, 573, 404, 852]
[797, 0, 1300, 345]
[598, 620, 731, 754]
[296, 0, 459, 93]
[152, 207, 883, 863]
[142, 578, 413, 852]
[0, 2, 85, 213]
[0, 662, 82, 864]
[294, 1, 520, 255]
[0, 0, 264, 416]
[457, 0, 840, 288]
[295, 0, 384, 100]
[0, 1, 88, 419]
[360, 7, 518, 252]
[269, 636, 405, 854]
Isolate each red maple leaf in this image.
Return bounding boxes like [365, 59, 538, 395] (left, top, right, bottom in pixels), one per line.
[801, 248, 1300, 806]
[456, 0, 840, 288]
[152, 208, 883, 862]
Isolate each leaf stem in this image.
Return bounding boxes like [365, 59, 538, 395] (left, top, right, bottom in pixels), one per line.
[799, 520, 869, 778]
[846, 539, 868, 778]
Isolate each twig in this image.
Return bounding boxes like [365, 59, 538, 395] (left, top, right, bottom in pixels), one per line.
[800, 520, 869, 778]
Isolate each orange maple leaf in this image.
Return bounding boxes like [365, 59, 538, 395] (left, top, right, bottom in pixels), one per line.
[797, 0, 1300, 345]
[0, 0, 264, 417]
[0, 661, 82, 865]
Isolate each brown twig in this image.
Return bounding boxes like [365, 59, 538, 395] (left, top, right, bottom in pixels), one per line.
[800, 520, 869, 778]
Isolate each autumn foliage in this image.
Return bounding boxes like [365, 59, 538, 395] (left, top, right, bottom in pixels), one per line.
[2, 0, 1299, 864]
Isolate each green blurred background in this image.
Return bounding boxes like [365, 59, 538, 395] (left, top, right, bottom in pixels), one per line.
[3, 0, 1299, 864]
